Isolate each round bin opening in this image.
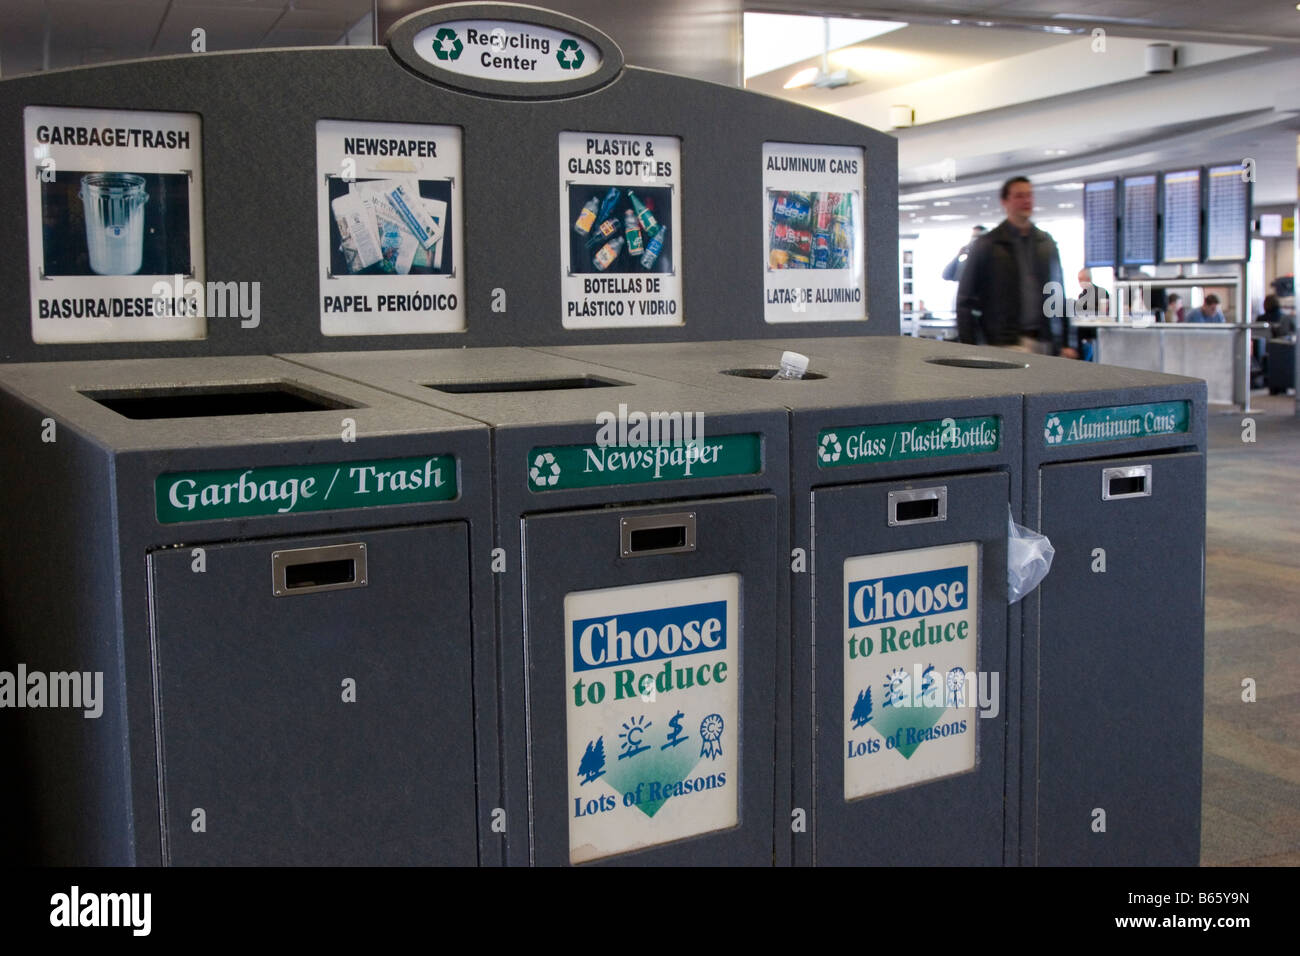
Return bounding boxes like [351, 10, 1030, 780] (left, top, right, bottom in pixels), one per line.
[720, 367, 828, 380]
[924, 357, 1028, 370]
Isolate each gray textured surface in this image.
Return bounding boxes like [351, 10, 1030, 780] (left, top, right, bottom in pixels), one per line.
[281, 347, 792, 865]
[0, 356, 497, 865]
[1, 45, 897, 363]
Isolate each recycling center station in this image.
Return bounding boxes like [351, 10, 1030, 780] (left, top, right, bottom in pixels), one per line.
[0, 3, 1207, 866]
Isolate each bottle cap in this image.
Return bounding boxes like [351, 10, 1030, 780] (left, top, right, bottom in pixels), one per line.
[780, 351, 810, 375]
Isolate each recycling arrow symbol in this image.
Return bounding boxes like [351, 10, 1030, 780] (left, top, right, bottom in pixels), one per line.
[1044, 415, 1064, 445]
[556, 39, 585, 70]
[530, 452, 561, 488]
[818, 433, 842, 464]
[433, 27, 463, 61]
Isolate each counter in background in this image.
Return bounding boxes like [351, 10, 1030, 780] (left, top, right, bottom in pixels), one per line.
[1074, 320, 1270, 410]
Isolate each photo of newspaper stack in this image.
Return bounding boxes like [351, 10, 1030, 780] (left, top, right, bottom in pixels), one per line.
[330, 178, 449, 275]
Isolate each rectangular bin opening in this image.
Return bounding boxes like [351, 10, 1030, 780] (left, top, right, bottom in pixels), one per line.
[895, 498, 940, 522]
[84, 383, 355, 419]
[424, 375, 628, 394]
[284, 558, 355, 590]
[1108, 475, 1145, 497]
[629, 524, 686, 553]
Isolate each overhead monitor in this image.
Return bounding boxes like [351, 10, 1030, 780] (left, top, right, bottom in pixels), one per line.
[1120, 173, 1158, 266]
[1083, 178, 1117, 268]
[1205, 163, 1251, 261]
[1161, 168, 1201, 263]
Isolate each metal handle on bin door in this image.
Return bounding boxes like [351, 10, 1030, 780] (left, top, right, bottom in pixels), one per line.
[888, 487, 947, 526]
[620, 512, 697, 557]
[271, 542, 368, 596]
[1101, 464, 1152, 500]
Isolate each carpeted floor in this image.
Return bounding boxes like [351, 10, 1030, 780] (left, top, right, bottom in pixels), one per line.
[1200, 391, 1300, 866]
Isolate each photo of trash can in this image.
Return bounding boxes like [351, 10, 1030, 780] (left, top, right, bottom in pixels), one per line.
[78, 173, 149, 275]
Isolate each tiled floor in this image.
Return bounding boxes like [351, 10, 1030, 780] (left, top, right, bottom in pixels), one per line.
[1200, 392, 1300, 866]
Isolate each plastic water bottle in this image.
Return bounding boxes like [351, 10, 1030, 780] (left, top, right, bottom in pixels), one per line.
[772, 350, 809, 380]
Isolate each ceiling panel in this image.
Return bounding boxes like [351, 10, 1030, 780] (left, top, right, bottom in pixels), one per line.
[153, 4, 290, 51]
[747, 0, 1300, 41]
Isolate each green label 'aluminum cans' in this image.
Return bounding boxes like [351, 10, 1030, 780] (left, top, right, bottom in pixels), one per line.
[816, 417, 1001, 468]
[156, 455, 457, 523]
[528, 435, 762, 492]
[1042, 402, 1190, 448]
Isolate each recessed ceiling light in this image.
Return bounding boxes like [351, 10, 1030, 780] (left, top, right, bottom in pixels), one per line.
[933, 200, 951, 206]
[1057, 202, 1076, 208]
[930, 214, 967, 221]
[899, 204, 924, 210]
[1044, 148, 1069, 156]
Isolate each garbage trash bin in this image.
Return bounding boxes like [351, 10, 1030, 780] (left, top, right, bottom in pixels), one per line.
[0, 356, 496, 865]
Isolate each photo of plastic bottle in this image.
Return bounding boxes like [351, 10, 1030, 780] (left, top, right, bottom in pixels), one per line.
[574, 195, 599, 236]
[640, 224, 667, 269]
[593, 235, 624, 271]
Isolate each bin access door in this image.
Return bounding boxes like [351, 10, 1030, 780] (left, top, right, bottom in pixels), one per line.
[523, 495, 778, 866]
[150, 523, 478, 865]
[813, 471, 1009, 865]
[1034, 451, 1204, 865]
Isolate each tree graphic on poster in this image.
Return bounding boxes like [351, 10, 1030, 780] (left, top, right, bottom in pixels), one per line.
[851, 687, 874, 728]
[578, 736, 606, 784]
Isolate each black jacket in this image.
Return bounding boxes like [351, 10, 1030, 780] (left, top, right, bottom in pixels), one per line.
[956, 220, 1068, 353]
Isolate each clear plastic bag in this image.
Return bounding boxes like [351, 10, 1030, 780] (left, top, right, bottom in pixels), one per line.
[1007, 505, 1055, 603]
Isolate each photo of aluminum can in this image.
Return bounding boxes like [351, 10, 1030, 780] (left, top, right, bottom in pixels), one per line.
[771, 222, 812, 252]
[772, 192, 811, 225]
[812, 232, 830, 269]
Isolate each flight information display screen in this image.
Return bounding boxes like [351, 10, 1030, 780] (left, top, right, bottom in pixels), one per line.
[1205, 163, 1250, 261]
[1121, 174, 1158, 265]
[1083, 179, 1117, 267]
[1161, 168, 1201, 263]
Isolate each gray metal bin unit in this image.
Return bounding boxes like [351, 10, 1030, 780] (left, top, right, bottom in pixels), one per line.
[1017, 360, 1206, 867]
[537, 337, 1025, 867]
[815, 338, 1209, 866]
[280, 348, 789, 866]
[0, 357, 496, 866]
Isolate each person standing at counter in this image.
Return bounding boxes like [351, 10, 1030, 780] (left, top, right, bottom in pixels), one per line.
[957, 177, 1076, 356]
[1259, 295, 1295, 338]
[1186, 294, 1225, 323]
[1075, 269, 1111, 317]
[1165, 293, 1185, 323]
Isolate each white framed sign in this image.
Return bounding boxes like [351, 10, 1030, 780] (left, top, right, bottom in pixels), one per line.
[558, 131, 683, 329]
[762, 141, 866, 324]
[24, 106, 205, 344]
[316, 119, 465, 334]
[843, 542, 978, 798]
[565, 574, 739, 863]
